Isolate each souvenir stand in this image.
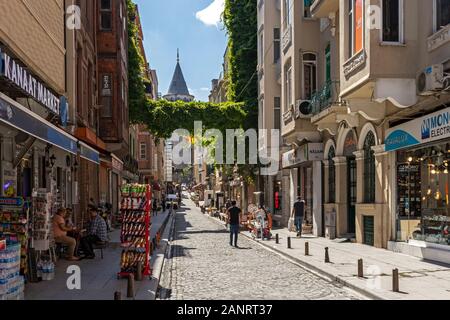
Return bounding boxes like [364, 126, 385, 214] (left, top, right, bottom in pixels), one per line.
[118, 184, 152, 279]
[0, 197, 28, 300]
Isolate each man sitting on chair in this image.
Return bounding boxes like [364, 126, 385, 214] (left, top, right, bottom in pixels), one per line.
[79, 208, 108, 259]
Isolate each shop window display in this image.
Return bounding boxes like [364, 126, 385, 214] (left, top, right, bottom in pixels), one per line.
[397, 143, 450, 246]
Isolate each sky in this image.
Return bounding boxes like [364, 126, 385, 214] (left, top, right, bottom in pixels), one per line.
[134, 0, 227, 102]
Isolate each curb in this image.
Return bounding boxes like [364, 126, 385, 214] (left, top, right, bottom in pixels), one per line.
[148, 211, 175, 300]
[202, 211, 384, 301]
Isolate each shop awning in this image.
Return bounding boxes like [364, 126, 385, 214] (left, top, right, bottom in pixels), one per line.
[79, 141, 100, 165]
[0, 93, 77, 154]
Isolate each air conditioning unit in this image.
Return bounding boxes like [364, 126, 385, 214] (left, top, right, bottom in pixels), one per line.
[444, 74, 450, 91]
[417, 64, 444, 95]
[295, 100, 312, 119]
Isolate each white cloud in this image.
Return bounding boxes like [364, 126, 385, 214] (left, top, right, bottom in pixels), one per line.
[200, 87, 210, 91]
[195, 0, 225, 27]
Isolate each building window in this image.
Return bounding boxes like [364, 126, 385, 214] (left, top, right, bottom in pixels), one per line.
[258, 97, 264, 129]
[348, 0, 364, 57]
[303, 53, 317, 100]
[284, 0, 292, 27]
[285, 64, 293, 112]
[328, 146, 336, 203]
[274, 97, 281, 130]
[140, 143, 147, 160]
[304, 0, 313, 18]
[100, 0, 112, 31]
[259, 31, 264, 66]
[101, 74, 112, 117]
[363, 131, 376, 203]
[435, 0, 450, 32]
[273, 28, 281, 63]
[382, 0, 403, 42]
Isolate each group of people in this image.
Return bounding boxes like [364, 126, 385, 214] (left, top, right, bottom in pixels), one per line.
[53, 206, 108, 261]
[223, 196, 306, 248]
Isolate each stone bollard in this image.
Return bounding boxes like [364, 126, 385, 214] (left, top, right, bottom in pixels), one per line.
[275, 234, 279, 244]
[392, 269, 399, 292]
[305, 242, 309, 256]
[114, 291, 122, 300]
[287, 237, 291, 249]
[325, 247, 330, 263]
[136, 262, 143, 281]
[358, 259, 364, 278]
[127, 274, 135, 298]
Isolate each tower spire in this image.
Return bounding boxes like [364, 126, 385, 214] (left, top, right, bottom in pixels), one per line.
[177, 48, 179, 63]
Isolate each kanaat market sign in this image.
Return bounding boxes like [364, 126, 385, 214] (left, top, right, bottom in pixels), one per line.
[0, 48, 64, 117]
[385, 107, 450, 152]
[282, 143, 324, 168]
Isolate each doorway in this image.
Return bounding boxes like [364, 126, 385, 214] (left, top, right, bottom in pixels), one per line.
[347, 156, 356, 234]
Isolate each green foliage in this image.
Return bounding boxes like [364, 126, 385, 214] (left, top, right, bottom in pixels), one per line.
[223, 0, 258, 131]
[127, 0, 147, 123]
[136, 99, 247, 139]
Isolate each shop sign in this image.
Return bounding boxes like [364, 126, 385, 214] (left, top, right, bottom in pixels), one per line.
[0, 197, 23, 207]
[0, 95, 77, 154]
[0, 48, 62, 116]
[282, 143, 324, 168]
[112, 156, 123, 172]
[385, 107, 450, 152]
[79, 142, 100, 165]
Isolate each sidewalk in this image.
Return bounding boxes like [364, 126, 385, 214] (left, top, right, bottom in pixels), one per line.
[25, 210, 171, 300]
[205, 211, 450, 300]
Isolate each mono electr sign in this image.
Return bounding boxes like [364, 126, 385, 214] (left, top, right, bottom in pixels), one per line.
[386, 107, 450, 152]
[0, 48, 61, 115]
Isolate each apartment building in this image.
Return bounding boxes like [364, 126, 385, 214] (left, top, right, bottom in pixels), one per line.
[265, 0, 450, 263]
[257, 0, 283, 223]
[279, 0, 324, 235]
[0, 0, 81, 223]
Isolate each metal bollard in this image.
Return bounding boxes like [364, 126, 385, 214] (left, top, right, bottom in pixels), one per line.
[305, 242, 309, 256]
[358, 259, 364, 278]
[114, 291, 122, 300]
[127, 274, 135, 298]
[275, 234, 279, 244]
[392, 269, 399, 292]
[136, 262, 143, 281]
[287, 237, 291, 249]
[325, 247, 330, 263]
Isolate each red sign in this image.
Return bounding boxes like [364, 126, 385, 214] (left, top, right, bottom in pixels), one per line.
[0, 239, 5, 251]
[354, 0, 364, 53]
[275, 192, 280, 209]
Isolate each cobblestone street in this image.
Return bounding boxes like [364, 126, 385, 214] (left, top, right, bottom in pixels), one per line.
[159, 200, 365, 300]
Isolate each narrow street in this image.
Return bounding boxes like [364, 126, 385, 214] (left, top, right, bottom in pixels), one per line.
[159, 198, 364, 300]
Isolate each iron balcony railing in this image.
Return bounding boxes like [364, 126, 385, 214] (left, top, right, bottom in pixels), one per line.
[310, 80, 341, 116]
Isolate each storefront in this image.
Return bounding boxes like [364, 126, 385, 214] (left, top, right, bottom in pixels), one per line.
[282, 143, 324, 236]
[386, 106, 450, 264]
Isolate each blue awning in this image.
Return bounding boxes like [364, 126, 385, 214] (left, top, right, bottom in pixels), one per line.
[0, 93, 77, 154]
[79, 141, 100, 165]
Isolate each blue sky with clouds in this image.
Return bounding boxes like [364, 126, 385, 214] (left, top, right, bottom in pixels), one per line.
[134, 0, 227, 102]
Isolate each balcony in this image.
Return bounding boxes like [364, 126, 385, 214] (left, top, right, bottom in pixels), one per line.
[282, 26, 292, 52]
[310, 80, 348, 135]
[310, 0, 339, 18]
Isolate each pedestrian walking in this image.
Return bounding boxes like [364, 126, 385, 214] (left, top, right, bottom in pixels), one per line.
[162, 197, 166, 213]
[291, 196, 305, 238]
[227, 200, 241, 248]
[152, 199, 158, 216]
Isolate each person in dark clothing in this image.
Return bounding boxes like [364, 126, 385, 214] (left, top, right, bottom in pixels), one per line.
[162, 197, 166, 212]
[227, 200, 241, 247]
[291, 196, 305, 237]
[152, 199, 158, 216]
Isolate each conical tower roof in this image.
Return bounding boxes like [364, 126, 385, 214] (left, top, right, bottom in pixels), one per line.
[167, 62, 190, 96]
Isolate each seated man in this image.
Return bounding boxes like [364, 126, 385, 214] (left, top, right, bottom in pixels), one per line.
[53, 208, 79, 261]
[79, 208, 108, 259]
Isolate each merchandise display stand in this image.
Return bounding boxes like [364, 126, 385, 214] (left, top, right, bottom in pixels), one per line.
[118, 184, 152, 279]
